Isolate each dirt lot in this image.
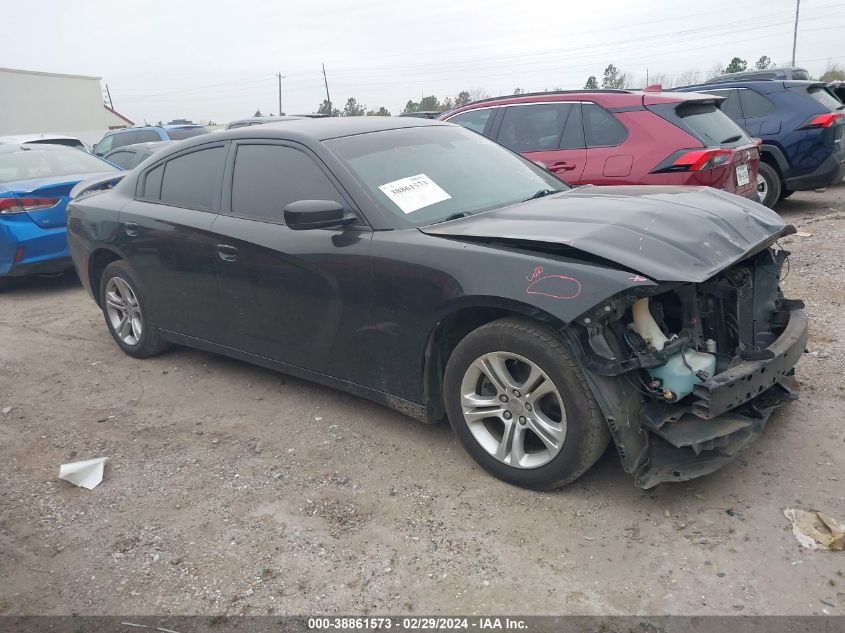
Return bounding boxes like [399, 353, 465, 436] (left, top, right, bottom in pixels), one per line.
[1, 184, 844, 617]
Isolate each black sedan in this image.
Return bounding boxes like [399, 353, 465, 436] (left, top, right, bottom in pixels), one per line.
[67, 117, 807, 489]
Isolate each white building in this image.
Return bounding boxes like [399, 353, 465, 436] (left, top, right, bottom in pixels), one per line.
[0, 67, 133, 145]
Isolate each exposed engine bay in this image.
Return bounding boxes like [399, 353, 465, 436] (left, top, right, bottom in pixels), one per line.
[567, 245, 808, 488]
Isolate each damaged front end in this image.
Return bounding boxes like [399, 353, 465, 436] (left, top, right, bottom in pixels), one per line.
[566, 244, 808, 488]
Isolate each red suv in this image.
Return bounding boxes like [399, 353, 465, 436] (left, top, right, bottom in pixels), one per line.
[439, 89, 760, 199]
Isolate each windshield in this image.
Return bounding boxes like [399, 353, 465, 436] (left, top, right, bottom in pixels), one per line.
[326, 125, 566, 226]
[0, 147, 118, 183]
[166, 127, 210, 140]
[806, 86, 844, 110]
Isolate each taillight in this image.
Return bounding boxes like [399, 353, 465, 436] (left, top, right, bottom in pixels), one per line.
[799, 113, 844, 129]
[0, 197, 61, 214]
[651, 148, 732, 173]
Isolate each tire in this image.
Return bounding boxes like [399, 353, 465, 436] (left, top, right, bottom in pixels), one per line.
[757, 162, 782, 208]
[443, 317, 610, 490]
[99, 260, 169, 358]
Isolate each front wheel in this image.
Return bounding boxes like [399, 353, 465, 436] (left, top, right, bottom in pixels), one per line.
[443, 318, 610, 490]
[757, 162, 782, 208]
[99, 261, 169, 358]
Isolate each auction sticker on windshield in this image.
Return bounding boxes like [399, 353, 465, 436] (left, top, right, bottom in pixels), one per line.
[379, 174, 451, 214]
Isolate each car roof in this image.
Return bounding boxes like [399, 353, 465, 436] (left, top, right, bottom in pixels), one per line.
[444, 88, 707, 116]
[220, 115, 448, 141]
[675, 79, 826, 91]
[106, 141, 175, 154]
[0, 142, 77, 154]
[226, 115, 304, 128]
[163, 124, 206, 130]
[0, 133, 82, 144]
[703, 67, 809, 82]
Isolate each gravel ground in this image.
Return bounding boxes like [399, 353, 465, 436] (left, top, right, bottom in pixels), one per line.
[1, 184, 844, 616]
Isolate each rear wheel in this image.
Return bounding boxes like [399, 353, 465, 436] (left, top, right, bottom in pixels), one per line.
[443, 318, 609, 490]
[757, 162, 782, 208]
[99, 261, 168, 358]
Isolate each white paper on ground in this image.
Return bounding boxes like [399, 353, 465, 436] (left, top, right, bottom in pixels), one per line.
[378, 174, 451, 214]
[59, 457, 108, 490]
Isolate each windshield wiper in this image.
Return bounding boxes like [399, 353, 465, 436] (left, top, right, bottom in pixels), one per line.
[523, 189, 558, 202]
[431, 211, 473, 225]
[720, 134, 742, 144]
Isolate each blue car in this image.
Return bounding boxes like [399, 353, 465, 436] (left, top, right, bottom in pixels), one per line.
[92, 125, 209, 157]
[0, 144, 120, 288]
[675, 80, 845, 207]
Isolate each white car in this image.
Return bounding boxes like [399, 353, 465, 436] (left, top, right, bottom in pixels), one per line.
[0, 133, 90, 151]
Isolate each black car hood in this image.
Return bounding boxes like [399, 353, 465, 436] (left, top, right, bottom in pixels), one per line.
[421, 185, 792, 283]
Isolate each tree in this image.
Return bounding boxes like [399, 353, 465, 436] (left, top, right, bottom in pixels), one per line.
[418, 95, 442, 111]
[402, 100, 420, 114]
[342, 97, 365, 117]
[820, 61, 845, 82]
[707, 62, 724, 80]
[675, 67, 702, 87]
[601, 64, 628, 89]
[366, 106, 391, 116]
[316, 99, 340, 117]
[584, 76, 598, 89]
[454, 91, 472, 107]
[442, 97, 454, 111]
[513, 87, 525, 95]
[724, 57, 747, 74]
[755, 55, 774, 70]
[253, 109, 263, 117]
[468, 87, 490, 101]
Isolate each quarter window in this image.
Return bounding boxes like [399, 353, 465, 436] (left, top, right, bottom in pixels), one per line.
[231, 144, 342, 223]
[447, 109, 494, 134]
[156, 146, 225, 209]
[582, 103, 627, 147]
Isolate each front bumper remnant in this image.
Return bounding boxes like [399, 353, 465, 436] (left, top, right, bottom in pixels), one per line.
[633, 308, 807, 488]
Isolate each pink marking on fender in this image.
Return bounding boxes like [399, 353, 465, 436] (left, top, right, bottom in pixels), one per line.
[526, 275, 582, 300]
[629, 275, 648, 282]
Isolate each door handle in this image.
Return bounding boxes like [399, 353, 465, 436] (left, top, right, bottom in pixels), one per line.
[124, 221, 139, 237]
[217, 244, 238, 262]
[549, 161, 576, 172]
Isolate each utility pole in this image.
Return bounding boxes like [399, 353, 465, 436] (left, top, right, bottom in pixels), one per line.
[321, 63, 332, 115]
[791, 0, 800, 66]
[104, 83, 114, 109]
[276, 72, 286, 115]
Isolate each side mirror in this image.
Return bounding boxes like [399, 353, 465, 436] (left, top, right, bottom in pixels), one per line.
[283, 200, 355, 231]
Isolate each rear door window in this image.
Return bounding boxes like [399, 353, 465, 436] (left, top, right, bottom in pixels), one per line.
[156, 145, 226, 209]
[230, 144, 343, 223]
[497, 103, 575, 152]
[582, 103, 627, 147]
[739, 89, 775, 118]
[704, 89, 743, 120]
[447, 108, 495, 134]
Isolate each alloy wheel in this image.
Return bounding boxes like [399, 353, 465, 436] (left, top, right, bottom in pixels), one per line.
[105, 276, 143, 346]
[459, 351, 567, 469]
[757, 173, 767, 204]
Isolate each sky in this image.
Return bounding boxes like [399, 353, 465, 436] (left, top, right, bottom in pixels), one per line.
[4, 0, 844, 124]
